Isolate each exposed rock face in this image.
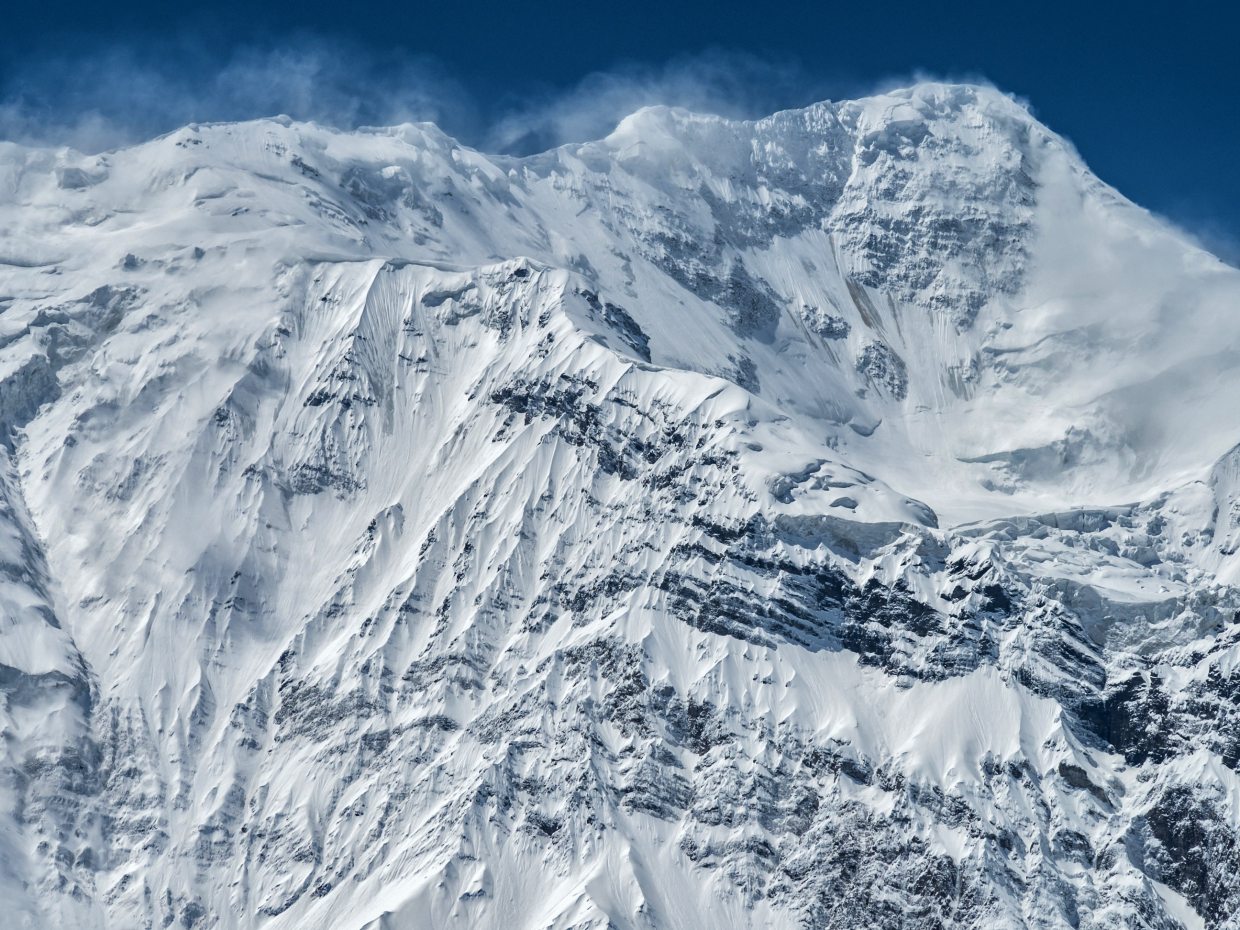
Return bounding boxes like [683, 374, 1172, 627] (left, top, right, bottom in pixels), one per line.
[1, 82, 1239, 929]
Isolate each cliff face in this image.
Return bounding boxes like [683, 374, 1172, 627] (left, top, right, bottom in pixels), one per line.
[2, 82, 1240, 929]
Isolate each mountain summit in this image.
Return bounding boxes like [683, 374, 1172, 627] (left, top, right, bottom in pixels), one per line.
[1, 82, 1239, 929]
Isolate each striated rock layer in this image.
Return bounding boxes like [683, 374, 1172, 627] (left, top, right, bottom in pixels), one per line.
[1, 83, 1239, 928]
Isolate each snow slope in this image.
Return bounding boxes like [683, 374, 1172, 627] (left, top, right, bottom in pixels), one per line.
[1, 82, 1239, 928]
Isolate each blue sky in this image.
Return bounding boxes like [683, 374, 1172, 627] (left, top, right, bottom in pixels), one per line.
[3, 0, 1237, 259]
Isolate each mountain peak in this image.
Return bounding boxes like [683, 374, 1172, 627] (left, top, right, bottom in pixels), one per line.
[3, 80, 1240, 930]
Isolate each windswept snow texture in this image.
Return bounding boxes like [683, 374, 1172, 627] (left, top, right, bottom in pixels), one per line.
[2, 82, 1240, 929]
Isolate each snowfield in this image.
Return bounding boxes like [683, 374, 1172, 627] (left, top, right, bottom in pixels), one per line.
[1, 82, 1240, 929]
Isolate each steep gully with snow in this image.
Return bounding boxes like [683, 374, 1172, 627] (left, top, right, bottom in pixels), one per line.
[2, 82, 1240, 928]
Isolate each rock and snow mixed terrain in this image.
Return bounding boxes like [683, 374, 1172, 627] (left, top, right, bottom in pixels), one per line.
[1, 81, 1240, 929]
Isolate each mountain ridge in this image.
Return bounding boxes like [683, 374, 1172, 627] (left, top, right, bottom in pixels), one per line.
[1, 81, 1239, 929]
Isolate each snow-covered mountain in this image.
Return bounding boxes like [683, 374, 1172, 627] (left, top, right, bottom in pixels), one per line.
[1, 81, 1239, 929]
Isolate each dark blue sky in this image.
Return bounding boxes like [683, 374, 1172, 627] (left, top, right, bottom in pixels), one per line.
[3, 1, 1237, 259]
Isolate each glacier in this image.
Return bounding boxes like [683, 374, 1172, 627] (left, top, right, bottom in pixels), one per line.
[1, 81, 1239, 928]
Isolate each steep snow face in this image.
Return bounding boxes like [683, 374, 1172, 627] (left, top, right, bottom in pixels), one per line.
[1, 82, 1240, 930]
